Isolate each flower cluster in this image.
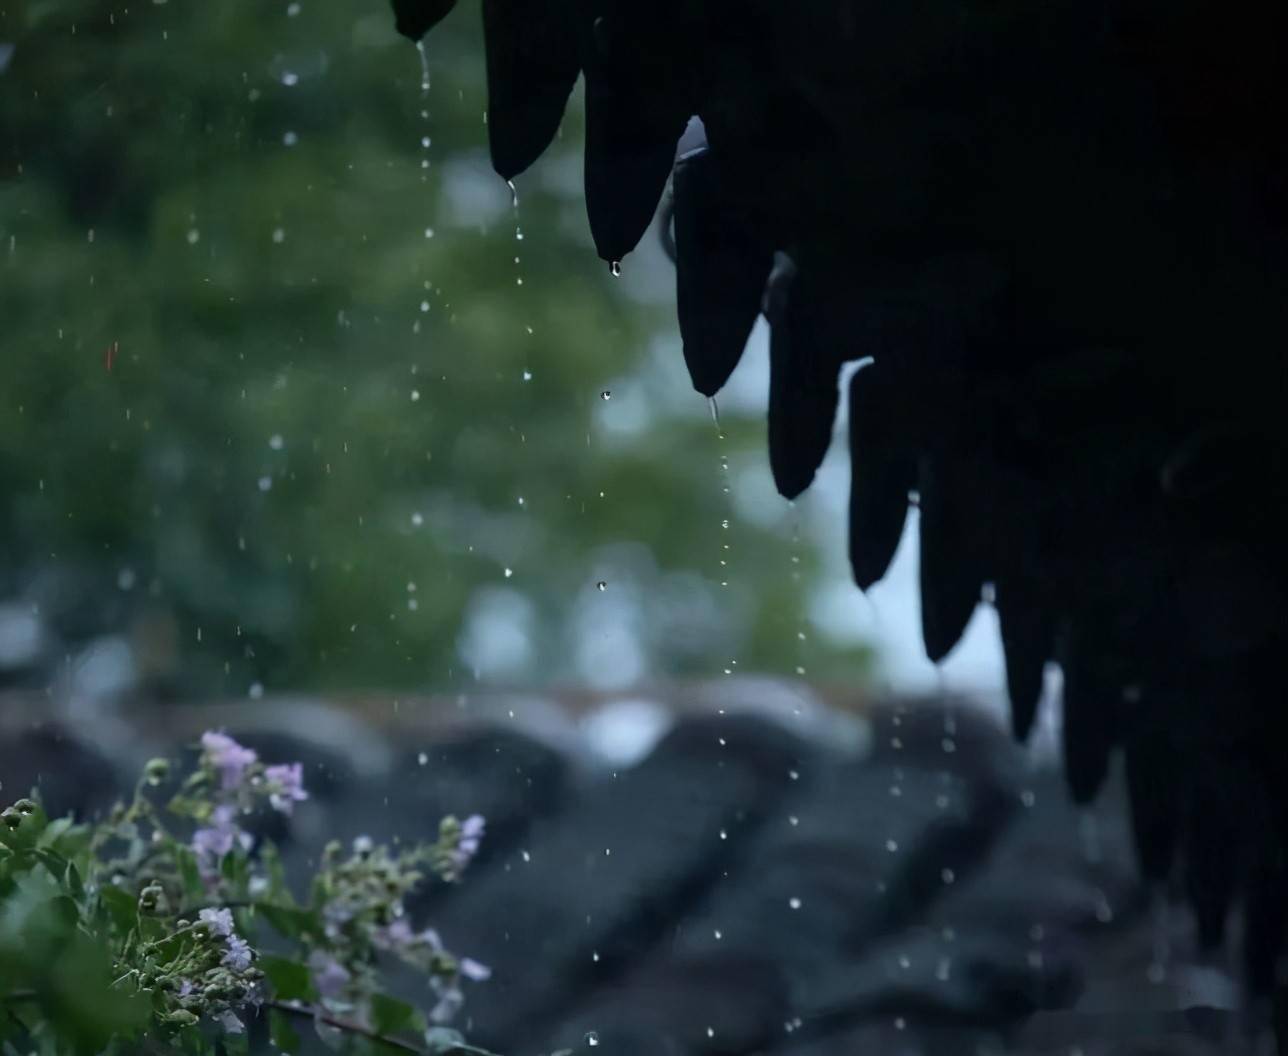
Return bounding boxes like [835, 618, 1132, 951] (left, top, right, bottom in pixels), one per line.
[141, 907, 263, 1032]
[0, 730, 494, 1056]
[179, 731, 310, 880]
[308, 831, 491, 1024]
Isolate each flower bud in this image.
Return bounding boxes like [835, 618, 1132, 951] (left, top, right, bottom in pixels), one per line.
[144, 758, 171, 786]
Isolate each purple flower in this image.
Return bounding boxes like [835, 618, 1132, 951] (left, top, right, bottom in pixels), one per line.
[199, 907, 234, 937]
[201, 731, 258, 791]
[428, 978, 464, 1023]
[449, 815, 486, 873]
[308, 951, 351, 1000]
[192, 804, 253, 873]
[459, 957, 491, 982]
[222, 934, 253, 972]
[371, 918, 415, 952]
[215, 1009, 244, 1035]
[216, 1010, 245, 1034]
[264, 762, 308, 815]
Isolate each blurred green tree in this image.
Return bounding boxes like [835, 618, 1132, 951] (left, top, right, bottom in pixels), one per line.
[0, 0, 870, 699]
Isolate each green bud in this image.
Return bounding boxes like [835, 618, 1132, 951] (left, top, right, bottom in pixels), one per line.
[144, 758, 171, 785]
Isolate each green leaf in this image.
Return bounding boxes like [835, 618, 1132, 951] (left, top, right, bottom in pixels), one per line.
[269, 1009, 302, 1055]
[36, 817, 74, 849]
[369, 993, 418, 1036]
[174, 845, 205, 902]
[423, 1028, 500, 1056]
[64, 860, 84, 900]
[259, 955, 317, 1003]
[34, 848, 68, 883]
[257, 903, 319, 941]
[97, 885, 138, 935]
[259, 840, 291, 903]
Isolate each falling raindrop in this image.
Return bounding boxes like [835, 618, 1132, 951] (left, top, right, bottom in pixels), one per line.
[415, 40, 431, 92]
[707, 395, 721, 432]
[596, 581, 606, 591]
[788, 897, 802, 910]
[507, 179, 518, 209]
[609, 260, 621, 277]
[504, 568, 513, 578]
[417, 752, 428, 766]
[585, 1033, 599, 1048]
[600, 390, 611, 400]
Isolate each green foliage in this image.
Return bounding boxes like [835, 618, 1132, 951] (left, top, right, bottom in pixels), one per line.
[0, 0, 870, 699]
[0, 735, 497, 1056]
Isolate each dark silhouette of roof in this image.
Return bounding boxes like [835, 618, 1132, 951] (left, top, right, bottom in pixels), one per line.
[392, 0, 1288, 1033]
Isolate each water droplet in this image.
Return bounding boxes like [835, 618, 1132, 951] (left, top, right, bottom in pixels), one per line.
[507, 179, 518, 208]
[894, 1017, 906, 1031]
[707, 396, 721, 430]
[415, 40, 431, 92]
[885, 838, 899, 853]
[417, 752, 428, 766]
[609, 260, 621, 277]
[281, 71, 299, 87]
[719, 829, 727, 840]
[1020, 789, 1036, 808]
[521, 850, 531, 863]
[272, 227, 285, 244]
[504, 568, 513, 578]
[282, 130, 298, 147]
[788, 897, 802, 910]
[585, 1033, 599, 1048]
[941, 867, 955, 884]
[421, 135, 431, 148]
[411, 389, 421, 401]
[411, 512, 424, 527]
[713, 929, 722, 940]
[706, 1028, 714, 1039]
[596, 581, 606, 591]
[424, 227, 435, 239]
[257, 475, 273, 492]
[186, 228, 200, 244]
[600, 390, 611, 400]
[249, 682, 265, 700]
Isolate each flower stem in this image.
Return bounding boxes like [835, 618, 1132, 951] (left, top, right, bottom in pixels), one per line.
[263, 1000, 425, 1055]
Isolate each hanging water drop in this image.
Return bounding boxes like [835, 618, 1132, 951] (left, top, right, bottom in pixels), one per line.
[609, 260, 621, 277]
[707, 395, 721, 431]
[507, 179, 518, 209]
